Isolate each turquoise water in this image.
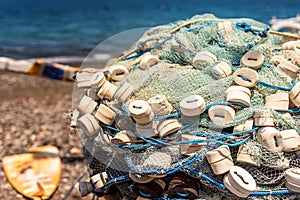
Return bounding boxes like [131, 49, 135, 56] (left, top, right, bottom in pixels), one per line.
[0, 0, 299, 60]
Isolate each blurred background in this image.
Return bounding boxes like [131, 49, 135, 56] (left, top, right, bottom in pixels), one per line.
[0, 0, 299, 199]
[1, 0, 299, 60]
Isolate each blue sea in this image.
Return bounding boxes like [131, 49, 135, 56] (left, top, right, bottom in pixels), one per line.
[0, 0, 299, 62]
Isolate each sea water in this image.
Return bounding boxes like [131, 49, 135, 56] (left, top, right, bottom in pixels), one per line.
[0, 0, 299, 62]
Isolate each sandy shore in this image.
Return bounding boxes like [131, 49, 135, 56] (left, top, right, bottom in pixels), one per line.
[0, 70, 93, 199]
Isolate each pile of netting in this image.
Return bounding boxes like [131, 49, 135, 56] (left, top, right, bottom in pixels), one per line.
[71, 14, 300, 199]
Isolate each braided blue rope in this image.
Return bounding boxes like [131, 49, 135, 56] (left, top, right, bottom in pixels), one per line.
[122, 143, 152, 150]
[250, 189, 293, 196]
[234, 22, 269, 37]
[235, 22, 256, 34]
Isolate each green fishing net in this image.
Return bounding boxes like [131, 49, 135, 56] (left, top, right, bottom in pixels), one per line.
[73, 13, 300, 199]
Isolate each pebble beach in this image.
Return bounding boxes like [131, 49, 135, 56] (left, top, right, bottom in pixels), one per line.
[0, 70, 89, 199]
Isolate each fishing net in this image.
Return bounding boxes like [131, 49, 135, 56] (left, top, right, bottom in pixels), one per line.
[72, 13, 300, 199]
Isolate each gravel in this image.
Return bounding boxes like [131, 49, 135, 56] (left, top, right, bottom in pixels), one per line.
[0, 71, 95, 200]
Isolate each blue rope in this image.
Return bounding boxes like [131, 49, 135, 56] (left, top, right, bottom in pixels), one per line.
[121, 102, 130, 114]
[257, 79, 296, 91]
[188, 127, 256, 145]
[94, 174, 130, 193]
[213, 127, 258, 140]
[174, 34, 195, 57]
[122, 36, 172, 61]
[136, 135, 171, 146]
[288, 107, 300, 113]
[101, 125, 121, 132]
[231, 67, 296, 91]
[137, 135, 161, 146]
[250, 189, 292, 196]
[217, 40, 227, 47]
[184, 22, 217, 33]
[132, 65, 139, 70]
[174, 138, 215, 145]
[103, 71, 109, 77]
[93, 172, 294, 197]
[122, 143, 152, 150]
[184, 166, 225, 189]
[173, 134, 251, 147]
[174, 22, 217, 57]
[234, 22, 269, 37]
[139, 190, 152, 197]
[185, 166, 293, 197]
[205, 101, 248, 110]
[147, 137, 172, 146]
[176, 192, 190, 197]
[104, 130, 115, 137]
[153, 113, 180, 121]
[98, 131, 112, 146]
[139, 38, 157, 50]
[191, 131, 221, 138]
[118, 125, 255, 150]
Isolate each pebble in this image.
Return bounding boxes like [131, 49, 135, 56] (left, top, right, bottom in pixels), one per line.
[70, 147, 82, 155]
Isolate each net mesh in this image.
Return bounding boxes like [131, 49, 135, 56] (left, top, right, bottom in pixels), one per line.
[73, 13, 300, 199]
